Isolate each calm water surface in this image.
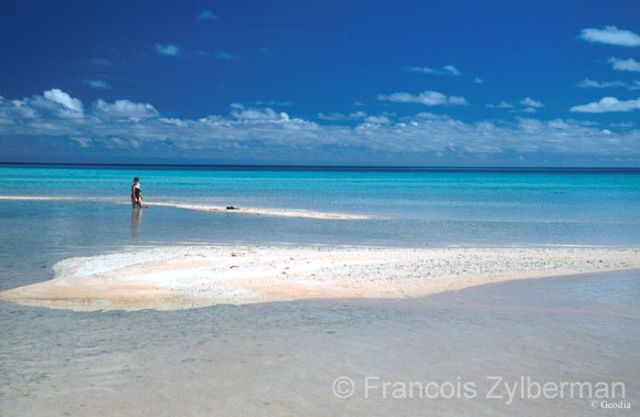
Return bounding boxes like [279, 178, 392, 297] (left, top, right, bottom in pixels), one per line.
[1, 165, 639, 289]
[0, 165, 639, 416]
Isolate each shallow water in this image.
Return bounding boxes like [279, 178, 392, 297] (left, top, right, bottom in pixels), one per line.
[1, 165, 639, 290]
[1, 270, 638, 416]
[1, 165, 639, 415]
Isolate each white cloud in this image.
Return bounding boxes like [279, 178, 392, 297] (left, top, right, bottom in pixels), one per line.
[608, 57, 640, 72]
[1, 88, 639, 165]
[448, 96, 468, 105]
[488, 98, 543, 112]
[84, 79, 111, 90]
[570, 96, 640, 113]
[363, 115, 390, 125]
[406, 66, 436, 74]
[405, 65, 462, 76]
[520, 97, 544, 108]
[318, 112, 392, 124]
[154, 43, 180, 57]
[577, 79, 629, 89]
[473, 78, 484, 84]
[317, 111, 367, 121]
[377, 90, 468, 106]
[94, 99, 159, 119]
[579, 26, 640, 47]
[442, 65, 461, 76]
[486, 102, 513, 109]
[198, 10, 219, 21]
[229, 103, 289, 121]
[43, 89, 83, 113]
[216, 50, 239, 61]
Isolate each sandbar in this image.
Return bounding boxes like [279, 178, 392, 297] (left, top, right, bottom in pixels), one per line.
[0, 195, 374, 220]
[1, 246, 638, 311]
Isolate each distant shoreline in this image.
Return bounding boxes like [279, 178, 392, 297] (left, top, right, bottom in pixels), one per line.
[1, 162, 639, 173]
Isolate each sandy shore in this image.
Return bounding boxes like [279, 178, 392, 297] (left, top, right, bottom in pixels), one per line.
[0, 195, 374, 220]
[1, 246, 638, 311]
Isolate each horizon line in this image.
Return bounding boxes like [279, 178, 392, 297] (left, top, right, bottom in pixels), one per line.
[1, 161, 639, 171]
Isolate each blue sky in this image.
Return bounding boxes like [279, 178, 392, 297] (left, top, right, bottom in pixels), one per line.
[0, 0, 639, 166]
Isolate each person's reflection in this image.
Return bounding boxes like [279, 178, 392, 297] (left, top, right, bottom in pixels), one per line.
[132, 207, 143, 239]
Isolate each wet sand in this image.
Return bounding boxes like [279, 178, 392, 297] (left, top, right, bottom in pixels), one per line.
[1, 246, 639, 311]
[1, 270, 638, 417]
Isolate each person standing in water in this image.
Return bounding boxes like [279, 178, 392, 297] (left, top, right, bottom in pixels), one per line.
[131, 177, 143, 208]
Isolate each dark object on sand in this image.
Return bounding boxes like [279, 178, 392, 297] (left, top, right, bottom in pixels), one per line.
[226, 206, 238, 210]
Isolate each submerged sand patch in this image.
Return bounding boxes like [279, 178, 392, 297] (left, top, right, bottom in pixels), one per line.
[0, 195, 374, 220]
[1, 246, 638, 311]
[147, 202, 374, 220]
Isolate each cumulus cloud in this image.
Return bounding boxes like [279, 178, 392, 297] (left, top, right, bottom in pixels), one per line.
[1, 88, 639, 165]
[84, 79, 111, 90]
[316, 111, 393, 124]
[520, 97, 544, 108]
[43, 89, 83, 113]
[577, 79, 632, 89]
[405, 65, 462, 76]
[447, 96, 468, 105]
[93, 99, 159, 119]
[363, 115, 390, 125]
[442, 65, 461, 76]
[229, 103, 289, 121]
[579, 26, 640, 47]
[570, 96, 640, 113]
[154, 43, 180, 57]
[198, 10, 219, 21]
[317, 111, 368, 121]
[486, 102, 513, 109]
[378, 90, 468, 106]
[608, 57, 640, 72]
[488, 98, 543, 112]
